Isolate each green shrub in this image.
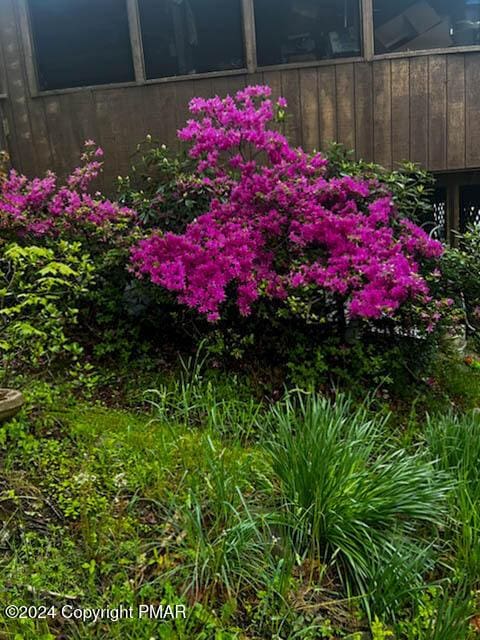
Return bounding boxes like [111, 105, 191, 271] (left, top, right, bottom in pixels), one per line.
[117, 138, 215, 233]
[0, 241, 94, 381]
[285, 334, 434, 395]
[439, 225, 480, 344]
[118, 138, 449, 396]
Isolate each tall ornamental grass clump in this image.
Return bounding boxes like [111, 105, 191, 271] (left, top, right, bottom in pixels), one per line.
[264, 393, 451, 616]
[425, 412, 480, 586]
[176, 436, 272, 604]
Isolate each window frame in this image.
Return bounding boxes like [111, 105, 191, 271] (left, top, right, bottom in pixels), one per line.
[254, 0, 366, 71]
[368, 0, 480, 60]
[0, 47, 7, 100]
[138, 0, 251, 82]
[18, 0, 140, 95]
[16, 0, 480, 98]
[19, 0, 253, 96]
[0, 20, 7, 100]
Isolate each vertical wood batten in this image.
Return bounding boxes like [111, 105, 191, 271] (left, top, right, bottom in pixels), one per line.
[93, 88, 143, 187]
[317, 65, 337, 151]
[409, 57, 428, 167]
[446, 55, 466, 170]
[22, 93, 52, 174]
[67, 89, 103, 186]
[211, 74, 246, 98]
[281, 68, 301, 146]
[121, 86, 151, 158]
[174, 79, 196, 138]
[428, 55, 447, 171]
[127, 0, 146, 83]
[354, 62, 373, 161]
[261, 70, 281, 96]
[465, 52, 480, 168]
[391, 59, 410, 164]
[246, 70, 263, 86]
[372, 59, 392, 168]
[262, 69, 284, 135]
[335, 63, 355, 151]
[42, 94, 79, 179]
[299, 68, 319, 151]
[147, 82, 178, 149]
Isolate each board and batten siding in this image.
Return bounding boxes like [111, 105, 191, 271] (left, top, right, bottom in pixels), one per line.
[1, 0, 480, 192]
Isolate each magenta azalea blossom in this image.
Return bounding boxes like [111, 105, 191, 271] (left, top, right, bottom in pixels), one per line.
[131, 85, 443, 324]
[0, 140, 135, 238]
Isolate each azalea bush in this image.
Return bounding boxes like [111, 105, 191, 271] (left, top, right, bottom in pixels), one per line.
[326, 143, 439, 234]
[0, 141, 135, 243]
[0, 143, 145, 373]
[131, 86, 444, 331]
[0, 88, 457, 390]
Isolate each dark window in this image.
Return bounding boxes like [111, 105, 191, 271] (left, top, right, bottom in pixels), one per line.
[427, 186, 447, 242]
[139, 0, 245, 79]
[461, 185, 480, 232]
[253, 0, 361, 67]
[28, 0, 135, 91]
[373, 0, 480, 54]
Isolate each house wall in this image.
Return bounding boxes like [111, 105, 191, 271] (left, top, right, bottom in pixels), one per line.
[1, 0, 480, 193]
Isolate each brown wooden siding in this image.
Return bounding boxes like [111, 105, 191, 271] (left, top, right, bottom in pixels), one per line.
[1, 0, 480, 191]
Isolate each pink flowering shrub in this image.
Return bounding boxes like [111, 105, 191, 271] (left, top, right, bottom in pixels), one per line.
[0, 142, 144, 371]
[0, 141, 135, 242]
[131, 86, 443, 326]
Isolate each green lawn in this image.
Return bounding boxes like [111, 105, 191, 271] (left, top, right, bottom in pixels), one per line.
[0, 378, 478, 639]
[0, 396, 270, 639]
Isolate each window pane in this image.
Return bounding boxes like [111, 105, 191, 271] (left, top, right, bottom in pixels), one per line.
[139, 0, 245, 79]
[374, 0, 480, 54]
[254, 0, 361, 67]
[461, 184, 480, 232]
[428, 186, 447, 242]
[28, 0, 135, 91]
